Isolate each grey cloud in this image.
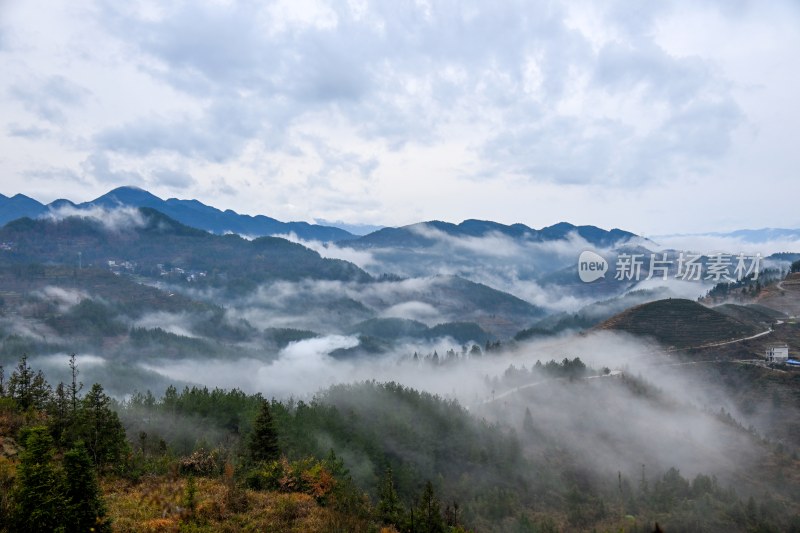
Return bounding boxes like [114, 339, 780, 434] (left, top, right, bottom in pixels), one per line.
[9, 75, 90, 124]
[23, 166, 87, 185]
[302, 135, 379, 188]
[593, 41, 710, 105]
[94, 1, 588, 154]
[151, 168, 195, 189]
[7, 123, 50, 139]
[94, 97, 262, 162]
[628, 97, 742, 181]
[86, 0, 749, 187]
[82, 152, 144, 185]
[480, 115, 630, 184]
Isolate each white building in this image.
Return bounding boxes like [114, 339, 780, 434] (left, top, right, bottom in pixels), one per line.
[766, 344, 789, 363]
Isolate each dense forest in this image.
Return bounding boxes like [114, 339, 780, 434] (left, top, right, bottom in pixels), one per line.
[2, 354, 799, 532]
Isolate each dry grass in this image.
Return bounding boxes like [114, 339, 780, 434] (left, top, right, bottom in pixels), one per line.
[102, 475, 340, 532]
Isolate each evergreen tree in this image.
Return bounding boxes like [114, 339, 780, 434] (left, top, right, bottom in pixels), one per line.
[78, 383, 128, 468]
[163, 384, 178, 413]
[377, 466, 403, 526]
[8, 354, 33, 409]
[523, 407, 535, 435]
[418, 480, 445, 533]
[7, 355, 51, 411]
[68, 353, 82, 414]
[49, 382, 71, 445]
[249, 399, 280, 462]
[12, 427, 64, 532]
[63, 441, 111, 532]
[29, 369, 52, 411]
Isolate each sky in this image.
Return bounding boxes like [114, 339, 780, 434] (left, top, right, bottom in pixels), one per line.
[0, 0, 798, 235]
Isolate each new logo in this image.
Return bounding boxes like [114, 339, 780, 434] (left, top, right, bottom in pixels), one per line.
[578, 250, 608, 283]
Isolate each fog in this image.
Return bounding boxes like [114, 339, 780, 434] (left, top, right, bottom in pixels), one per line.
[126, 326, 767, 489]
[286, 226, 634, 312]
[654, 233, 800, 257]
[41, 204, 147, 232]
[131, 311, 204, 338]
[1, 216, 785, 503]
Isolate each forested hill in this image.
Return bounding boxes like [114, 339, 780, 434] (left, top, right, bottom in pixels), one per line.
[0, 208, 370, 292]
[3, 354, 800, 532]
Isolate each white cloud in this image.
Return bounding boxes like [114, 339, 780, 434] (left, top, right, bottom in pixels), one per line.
[274, 233, 377, 269]
[41, 204, 146, 232]
[653, 234, 800, 257]
[32, 286, 89, 312]
[379, 301, 441, 322]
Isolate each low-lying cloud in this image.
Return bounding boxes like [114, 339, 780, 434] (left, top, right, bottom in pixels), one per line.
[41, 205, 147, 232]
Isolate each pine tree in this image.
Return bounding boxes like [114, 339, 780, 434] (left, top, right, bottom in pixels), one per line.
[68, 353, 83, 414]
[8, 355, 51, 410]
[49, 382, 71, 445]
[8, 354, 33, 409]
[78, 383, 128, 468]
[30, 369, 52, 411]
[249, 400, 280, 462]
[418, 480, 445, 533]
[377, 466, 403, 525]
[63, 441, 111, 532]
[12, 427, 64, 532]
[523, 407, 535, 435]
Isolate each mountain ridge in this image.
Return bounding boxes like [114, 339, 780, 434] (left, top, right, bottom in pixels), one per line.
[0, 186, 644, 249]
[0, 186, 356, 242]
[345, 218, 641, 249]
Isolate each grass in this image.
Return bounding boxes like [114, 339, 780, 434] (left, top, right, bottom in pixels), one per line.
[102, 476, 340, 533]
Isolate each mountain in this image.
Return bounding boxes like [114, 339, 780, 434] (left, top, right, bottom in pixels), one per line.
[595, 298, 761, 349]
[0, 193, 48, 225]
[2, 187, 645, 250]
[84, 186, 357, 241]
[0, 208, 370, 293]
[314, 219, 384, 236]
[346, 219, 640, 249]
[0, 186, 355, 242]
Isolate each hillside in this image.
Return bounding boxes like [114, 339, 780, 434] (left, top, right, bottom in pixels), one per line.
[757, 272, 800, 317]
[595, 298, 762, 349]
[0, 264, 209, 317]
[713, 303, 786, 329]
[0, 208, 370, 292]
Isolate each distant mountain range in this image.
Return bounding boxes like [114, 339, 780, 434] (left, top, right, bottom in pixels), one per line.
[1, 186, 646, 249]
[346, 219, 640, 249]
[0, 186, 356, 242]
[0, 207, 546, 337]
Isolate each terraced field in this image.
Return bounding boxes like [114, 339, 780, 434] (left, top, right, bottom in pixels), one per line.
[595, 298, 761, 349]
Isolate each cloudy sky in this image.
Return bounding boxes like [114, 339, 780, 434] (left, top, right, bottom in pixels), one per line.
[0, 0, 798, 235]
